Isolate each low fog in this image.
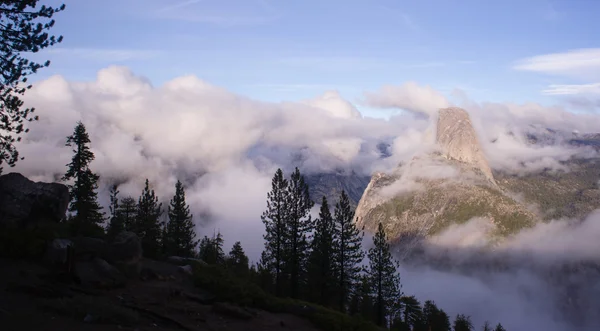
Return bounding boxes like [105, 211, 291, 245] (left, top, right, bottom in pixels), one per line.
[13, 66, 600, 330]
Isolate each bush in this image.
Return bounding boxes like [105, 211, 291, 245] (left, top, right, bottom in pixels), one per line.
[193, 263, 382, 331]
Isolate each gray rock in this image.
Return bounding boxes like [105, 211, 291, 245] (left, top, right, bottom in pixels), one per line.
[75, 258, 127, 289]
[45, 238, 74, 265]
[167, 256, 207, 266]
[108, 231, 142, 278]
[212, 302, 254, 320]
[179, 265, 193, 275]
[0, 172, 69, 226]
[70, 237, 108, 261]
[436, 107, 495, 184]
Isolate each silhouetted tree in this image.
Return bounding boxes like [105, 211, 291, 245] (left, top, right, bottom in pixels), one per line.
[227, 241, 249, 275]
[453, 314, 474, 331]
[494, 323, 506, 331]
[0, 1, 65, 172]
[307, 196, 335, 305]
[117, 196, 137, 231]
[62, 121, 104, 237]
[333, 190, 365, 312]
[164, 180, 198, 257]
[106, 184, 123, 239]
[368, 222, 403, 327]
[482, 321, 492, 331]
[421, 300, 451, 331]
[198, 231, 225, 264]
[261, 168, 289, 296]
[285, 167, 314, 299]
[400, 296, 423, 330]
[348, 274, 375, 322]
[136, 179, 163, 258]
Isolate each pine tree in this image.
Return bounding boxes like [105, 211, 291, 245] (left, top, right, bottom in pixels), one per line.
[285, 167, 314, 299]
[400, 296, 423, 330]
[421, 300, 451, 331]
[117, 196, 137, 231]
[261, 168, 289, 297]
[136, 179, 163, 258]
[164, 180, 198, 257]
[348, 274, 375, 321]
[307, 196, 336, 306]
[453, 314, 474, 331]
[0, 1, 65, 172]
[494, 324, 506, 331]
[367, 222, 403, 327]
[106, 184, 123, 239]
[254, 251, 275, 294]
[227, 241, 249, 275]
[62, 121, 104, 237]
[198, 231, 225, 264]
[332, 190, 365, 312]
[482, 321, 492, 331]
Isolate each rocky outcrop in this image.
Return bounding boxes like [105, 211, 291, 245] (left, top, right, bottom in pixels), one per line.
[436, 107, 495, 183]
[109, 231, 143, 278]
[0, 172, 69, 226]
[354, 107, 535, 245]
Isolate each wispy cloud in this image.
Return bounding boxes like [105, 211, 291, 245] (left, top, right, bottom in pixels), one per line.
[45, 48, 164, 62]
[156, 0, 203, 13]
[542, 83, 600, 95]
[152, 0, 281, 26]
[513, 48, 600, 79]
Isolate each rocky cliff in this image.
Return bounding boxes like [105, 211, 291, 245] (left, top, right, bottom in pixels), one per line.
[436, 107, 495, 184]
[353, 107, 600, 244]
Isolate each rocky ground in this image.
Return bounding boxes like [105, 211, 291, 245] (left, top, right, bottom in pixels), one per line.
[0, 257, 320, 331]
[0, 172, 326, 331]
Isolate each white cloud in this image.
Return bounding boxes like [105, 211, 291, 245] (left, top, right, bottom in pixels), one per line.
[303, 90, 362, 119]
[9, 66, 600, 330]
[542, 83, 600, 95]
[362, 82, 451, 117]
[513, 48, 600, 80]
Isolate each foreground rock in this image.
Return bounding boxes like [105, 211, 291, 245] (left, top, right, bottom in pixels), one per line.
[108, 231, 143, 278]
[0, 172, 69, 226]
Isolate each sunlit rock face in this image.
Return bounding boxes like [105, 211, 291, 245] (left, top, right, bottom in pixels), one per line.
[354, 107, 535, 245]
[436, 107, 495, 184]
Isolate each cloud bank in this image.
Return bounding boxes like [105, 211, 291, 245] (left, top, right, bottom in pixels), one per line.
[8, 66, 600, 331]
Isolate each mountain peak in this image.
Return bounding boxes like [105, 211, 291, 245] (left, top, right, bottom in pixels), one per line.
[436, 107, 495, 183]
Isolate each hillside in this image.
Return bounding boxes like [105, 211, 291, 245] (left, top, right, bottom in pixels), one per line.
[353, 107, 600, 244]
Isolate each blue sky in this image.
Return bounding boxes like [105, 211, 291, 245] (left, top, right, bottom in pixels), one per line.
[34, 0, 600, 116]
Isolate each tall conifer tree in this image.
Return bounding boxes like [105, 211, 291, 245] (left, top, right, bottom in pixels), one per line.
[117, 196, 137, 231]
[165, 180, 197, 257]
[307, 196, 336, 305]
[106, 184, 123, 239]
[62, 121, 104, 236]
[198, 231, 225, 264]
[453, 314, 474, 331]
[136, 179, 163, 258]
[285, 167, 314, 299]
[367, 222, 403, 327]
[227, 241, 250, 275]
[333, 190, 364, 312]
[261, 168, 289, 296]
